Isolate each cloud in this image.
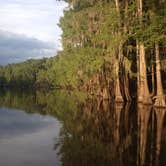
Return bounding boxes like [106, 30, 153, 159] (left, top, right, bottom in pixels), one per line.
[0, 31, 57, 65]
[0, 0, 68, 65]
[0, 0, 68, 42]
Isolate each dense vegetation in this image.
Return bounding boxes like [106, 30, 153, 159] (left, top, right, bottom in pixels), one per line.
[0, 0, 166, 106]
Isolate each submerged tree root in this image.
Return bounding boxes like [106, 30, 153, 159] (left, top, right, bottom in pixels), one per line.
[115, 95, 124, 103]
[154, 95, 166, 108]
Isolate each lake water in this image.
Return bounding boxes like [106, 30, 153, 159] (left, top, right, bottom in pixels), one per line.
[0, 107, 61, 166]
[0, 89, 165, 166]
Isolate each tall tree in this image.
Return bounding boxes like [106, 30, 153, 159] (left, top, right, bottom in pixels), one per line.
[154, 42, 166, 106]
[137, 0, 152, 104]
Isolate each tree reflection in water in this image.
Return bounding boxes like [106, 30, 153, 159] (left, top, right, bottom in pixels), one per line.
[0, 89, 165, 166]
[57, 99, 166, 166]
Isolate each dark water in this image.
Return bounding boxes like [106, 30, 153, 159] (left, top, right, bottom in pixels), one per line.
[0, 89, 165, 166]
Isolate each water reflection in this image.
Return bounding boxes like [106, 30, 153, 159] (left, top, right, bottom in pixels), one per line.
[137, 104, 152, 166]
[0, 90, 62, 166]
[57, 98, 166, 166]
[0, 89, 165, 166]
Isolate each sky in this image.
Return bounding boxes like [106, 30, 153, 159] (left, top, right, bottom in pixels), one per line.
[0, 0, 68, 65]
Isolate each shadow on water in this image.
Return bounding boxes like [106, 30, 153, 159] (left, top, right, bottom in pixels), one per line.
[0, 89, 165, 166]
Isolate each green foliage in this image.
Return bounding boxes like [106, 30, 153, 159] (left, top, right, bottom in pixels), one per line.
[1, 0, 165, 89]
[0, 59, 48, 87]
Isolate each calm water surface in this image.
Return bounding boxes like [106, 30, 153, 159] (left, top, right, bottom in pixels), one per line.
[0, 90, 165, 166]
[0, 107, 61, 166]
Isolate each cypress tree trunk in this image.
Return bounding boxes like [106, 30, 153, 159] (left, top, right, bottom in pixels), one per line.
[123, 0, 131, 102]
[137, 0, 152, 104]
[102, 86, 110, 100]
[114, 57, 124, 102]
[124, 72, 131, 101]
[137, 43, 152, 103]
[114, 0, 124, 102]
[151, 58, 155, 96]
[154, 42, 166, 107]
[139, 44, 152, 104]
[115, 0, 120, 14]
[137, 42, 142, 101]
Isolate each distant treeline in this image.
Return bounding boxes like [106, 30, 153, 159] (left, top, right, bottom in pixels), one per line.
[0, 58, 53, 88]
[0, 47, 105, 89]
